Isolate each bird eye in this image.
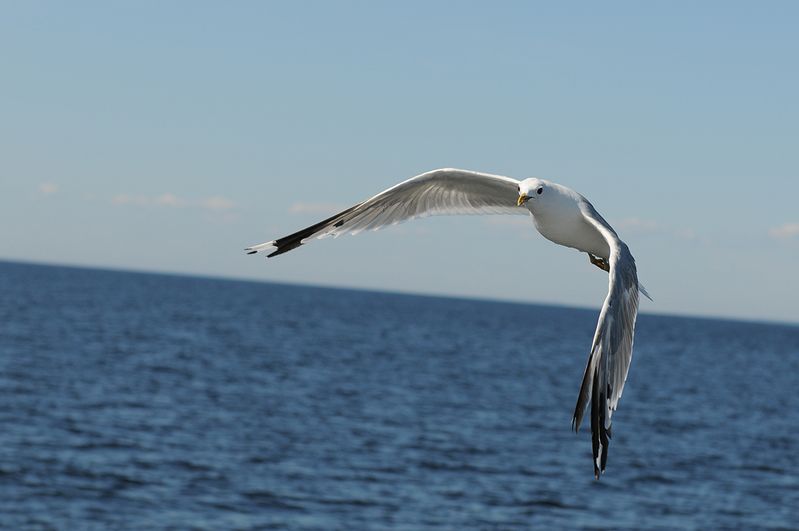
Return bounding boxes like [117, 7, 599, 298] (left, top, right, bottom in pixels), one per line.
[537, 187, 543, 195]
[516, 185, 520, 192]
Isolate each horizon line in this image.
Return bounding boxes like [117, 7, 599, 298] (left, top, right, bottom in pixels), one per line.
[2, 256, 797, 329]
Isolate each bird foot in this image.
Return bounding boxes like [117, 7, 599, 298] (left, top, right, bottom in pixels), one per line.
[589, 253, 610, 272]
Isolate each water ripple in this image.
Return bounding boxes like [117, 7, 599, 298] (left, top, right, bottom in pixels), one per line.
[1, 261, 798, 529]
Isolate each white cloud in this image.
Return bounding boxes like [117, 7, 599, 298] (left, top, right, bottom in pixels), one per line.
[289, 202, 346, 215]
[38, 182, 58, 195]
[674, 227, 697, 241]
[200, 196, 235, 211]
[769, 222, 799, 240]
[155, 193, 184, 207]
[112, 193, 235, 211]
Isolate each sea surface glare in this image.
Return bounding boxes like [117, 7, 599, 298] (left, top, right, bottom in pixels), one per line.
[1, 261, 798, 530]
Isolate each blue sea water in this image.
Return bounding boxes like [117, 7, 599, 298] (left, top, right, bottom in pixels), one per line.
[1, 260, 797, 530]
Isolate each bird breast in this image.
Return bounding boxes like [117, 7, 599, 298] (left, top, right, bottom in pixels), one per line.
[531, 203, 611, 259]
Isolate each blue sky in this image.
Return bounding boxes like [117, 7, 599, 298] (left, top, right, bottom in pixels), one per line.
[2, 2, 798, 323]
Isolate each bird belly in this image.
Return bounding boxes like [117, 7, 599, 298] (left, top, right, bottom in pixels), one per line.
[534, 215, 610, 258]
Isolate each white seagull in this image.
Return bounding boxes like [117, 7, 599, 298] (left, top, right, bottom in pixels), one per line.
[246, 168, 649, 478]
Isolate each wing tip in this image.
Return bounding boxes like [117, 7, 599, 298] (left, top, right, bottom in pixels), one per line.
[571, 414, 582, 433]
[244, 241, 278, 257]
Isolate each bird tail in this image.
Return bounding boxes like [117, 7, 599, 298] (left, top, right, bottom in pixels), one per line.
[638, 282, 653, 301]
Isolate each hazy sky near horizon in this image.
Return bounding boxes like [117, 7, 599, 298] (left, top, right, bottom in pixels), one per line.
[2, 2, 798, 323]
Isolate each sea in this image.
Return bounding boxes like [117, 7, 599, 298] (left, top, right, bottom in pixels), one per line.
[1, 260, 797, 530]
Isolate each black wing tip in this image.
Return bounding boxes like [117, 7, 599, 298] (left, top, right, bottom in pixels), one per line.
[589, 366, 611, 480]
[244, 244, 296, 259]
[593, 448, 609, 480]
[258, 203, 361, 260]
[266, 241, 302, 258]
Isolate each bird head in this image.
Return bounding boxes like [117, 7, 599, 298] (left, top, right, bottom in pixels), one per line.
[516, 178, 546, 206]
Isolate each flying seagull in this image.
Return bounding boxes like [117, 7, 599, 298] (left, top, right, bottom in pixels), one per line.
[246, 168, 649, 478]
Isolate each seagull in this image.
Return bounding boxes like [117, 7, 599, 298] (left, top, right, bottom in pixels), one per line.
[246, 168, 649, 478]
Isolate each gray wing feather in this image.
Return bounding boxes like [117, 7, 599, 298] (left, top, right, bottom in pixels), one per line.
[572, 200, 641, 478]
[246, 168, 524, 257]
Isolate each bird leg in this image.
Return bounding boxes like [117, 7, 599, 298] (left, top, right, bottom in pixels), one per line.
[588, 253, 610, 272]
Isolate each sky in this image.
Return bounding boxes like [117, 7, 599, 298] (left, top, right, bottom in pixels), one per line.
[2, 2, 798, 323]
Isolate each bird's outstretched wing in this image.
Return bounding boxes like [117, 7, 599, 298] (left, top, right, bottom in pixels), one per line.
[246, 168, 524, 257]
[572, 200, 641, 479]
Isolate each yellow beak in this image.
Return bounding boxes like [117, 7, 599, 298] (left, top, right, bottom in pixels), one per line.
[517, 194, 528, 207]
